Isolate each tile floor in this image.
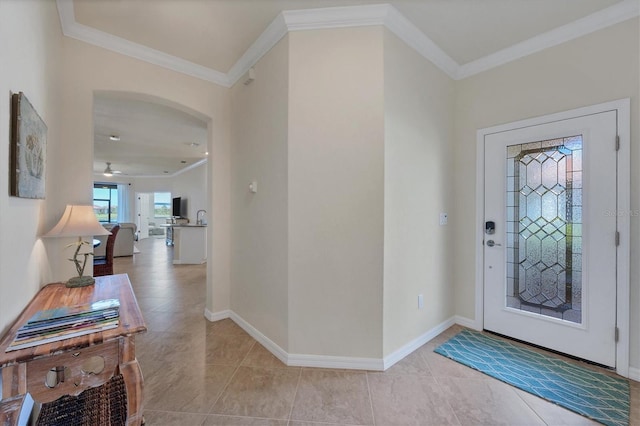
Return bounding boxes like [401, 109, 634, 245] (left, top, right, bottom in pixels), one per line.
[115, 237, 639, 426]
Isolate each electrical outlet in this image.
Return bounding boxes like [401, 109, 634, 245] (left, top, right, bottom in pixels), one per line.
[439, 212, 448, 226]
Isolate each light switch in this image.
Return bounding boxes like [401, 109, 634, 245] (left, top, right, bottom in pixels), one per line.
[249, 181, 258, 193]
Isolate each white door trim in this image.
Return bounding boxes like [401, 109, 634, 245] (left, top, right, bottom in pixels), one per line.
[474, 99, 630, 377]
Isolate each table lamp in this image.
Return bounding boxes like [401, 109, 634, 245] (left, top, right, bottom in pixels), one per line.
[44, 205, 111, 287]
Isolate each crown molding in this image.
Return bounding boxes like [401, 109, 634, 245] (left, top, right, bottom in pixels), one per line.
[58, 0, 640, 86]
[138, 158, 208, 179]
[56, 0, 75, 30]
[382, 5, 459, 79]
[227, 4, 403, 86]
[282, 4, 459, 78]
[457, 0, 640, 79]
[226, 13, 288, 86]
[172, 158, 208, 177]
[226, 4, 459, 85]
[55, 0, 230, 87]
[92, 158, 207, 179]
[283, 3, 389, 30]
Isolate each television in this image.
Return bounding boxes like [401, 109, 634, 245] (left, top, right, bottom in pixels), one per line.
[172, 197, 186, 218]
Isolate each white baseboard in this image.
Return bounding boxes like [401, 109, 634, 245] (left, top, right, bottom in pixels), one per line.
[454, 315, 478, 330]
[203, 308, 231, 322]
[288, 353, 383, 371]
[230, 312, 467, 371]
[203, 309, 640, 380]
[382, 316, 457, 370]
[203, 311, 492, 372]
[229, 311, 289, 364]
[229, 311, 382, 370]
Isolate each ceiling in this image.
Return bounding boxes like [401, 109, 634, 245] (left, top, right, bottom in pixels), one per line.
[82, 0, 634, 177]
[93, 94, 207, 178]
[74, 0, 625, 70]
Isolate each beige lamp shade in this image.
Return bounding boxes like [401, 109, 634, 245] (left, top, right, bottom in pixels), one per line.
[44, 205, 111, 238]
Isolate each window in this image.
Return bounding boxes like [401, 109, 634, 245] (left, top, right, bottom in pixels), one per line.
[154, 192, 171, 219]
[93, 183, 118, 223]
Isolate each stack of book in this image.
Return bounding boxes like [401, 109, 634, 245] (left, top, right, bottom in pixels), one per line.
[7, 299, 120, 351]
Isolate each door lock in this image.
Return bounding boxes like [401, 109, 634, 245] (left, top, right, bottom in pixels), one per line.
[485, 221, 495, 235]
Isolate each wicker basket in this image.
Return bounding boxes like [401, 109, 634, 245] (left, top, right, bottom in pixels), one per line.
[36, 374, 127, 426]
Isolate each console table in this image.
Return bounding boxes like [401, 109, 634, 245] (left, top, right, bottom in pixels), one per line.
[0, 274, 146, 425]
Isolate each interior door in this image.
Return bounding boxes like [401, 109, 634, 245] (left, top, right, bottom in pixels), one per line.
[483, 110, 618, 367]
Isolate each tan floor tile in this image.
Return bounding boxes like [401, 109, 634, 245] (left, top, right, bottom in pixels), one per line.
[135, 296, 172, 312]
[137, 330, 208, 366]
[202, 415, 287, 425]
[144, 363, 237, 413]
[514, 389, 600, 425]
[420, 349, 487, 380]
[437, 377, 545, 425]
[380, 350, 432, 376]
[141, 311, 180, 332]
[419, 326, 466, 352]
[288, 422, 359, 426]
[209, 318, 251, 336]
[211, 366, 301, 419]
[290, 369, 373, 425]
[166, 311, 218, 334]
[154, 298, 206, 314]
[242, 343, 288, 369]
[142, 410, 207, 426]
[204, 333, 257, 366]
[367, 373, 459, 425]
[122, 238, 630, 426]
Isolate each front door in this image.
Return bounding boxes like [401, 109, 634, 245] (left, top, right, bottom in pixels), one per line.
[483, 109, 619, 367]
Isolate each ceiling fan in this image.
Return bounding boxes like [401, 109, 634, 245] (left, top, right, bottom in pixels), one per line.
[103, 162, 122, 177]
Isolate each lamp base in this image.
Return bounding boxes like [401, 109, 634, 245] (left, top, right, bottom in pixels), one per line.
[66, 276, 95, 288]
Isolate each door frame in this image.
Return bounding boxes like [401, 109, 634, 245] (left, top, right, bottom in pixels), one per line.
[474, 99, 630, 377]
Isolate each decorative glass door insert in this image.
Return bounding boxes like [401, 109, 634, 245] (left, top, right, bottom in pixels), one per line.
[506, 136, 582, 323]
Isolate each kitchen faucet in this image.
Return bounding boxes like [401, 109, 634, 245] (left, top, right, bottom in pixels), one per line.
[196, 209, 206, 225]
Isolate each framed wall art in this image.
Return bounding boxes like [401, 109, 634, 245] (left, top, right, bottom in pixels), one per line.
[10, 91, 47, 199]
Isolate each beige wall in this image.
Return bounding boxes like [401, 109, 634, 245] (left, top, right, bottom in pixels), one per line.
[53, 34, 232, 315]
[4, 3, 636, 371]
[288, 27, 385, 358]
[453, 18, 640, 368]
[0, 0, 62, 335]
[383, 30, 456, 356]
[230, 37, 290, 349]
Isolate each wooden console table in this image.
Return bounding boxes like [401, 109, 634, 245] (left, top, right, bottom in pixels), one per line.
[0, 274, 146, 425]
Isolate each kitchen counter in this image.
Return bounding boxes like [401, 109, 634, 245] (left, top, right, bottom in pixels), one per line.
[159, 223, 207, 227]
[171, 225, 207, 264]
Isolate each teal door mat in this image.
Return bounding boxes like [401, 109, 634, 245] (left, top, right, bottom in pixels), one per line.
[434, 329, 629, 426]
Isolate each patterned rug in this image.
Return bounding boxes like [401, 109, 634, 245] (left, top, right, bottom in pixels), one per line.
[434, 329, 629, 426]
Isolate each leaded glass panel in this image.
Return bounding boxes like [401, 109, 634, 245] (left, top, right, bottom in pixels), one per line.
[506, 136, 582, 324]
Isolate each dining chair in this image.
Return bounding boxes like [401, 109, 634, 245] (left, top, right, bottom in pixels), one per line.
[93, 225, 119, 277]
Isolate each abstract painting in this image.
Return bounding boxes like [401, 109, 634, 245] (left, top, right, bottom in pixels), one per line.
[10, 92, 47, 199]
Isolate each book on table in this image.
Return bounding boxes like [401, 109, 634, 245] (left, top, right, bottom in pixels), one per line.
[24, 299, 120, 324]
[6, 299, 120, 352]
